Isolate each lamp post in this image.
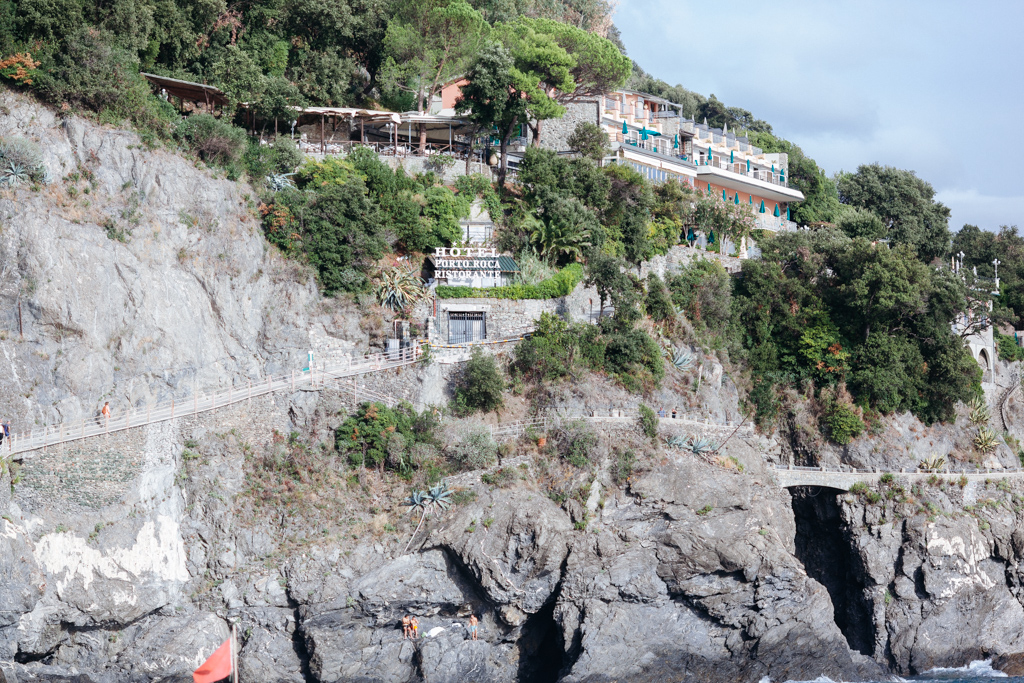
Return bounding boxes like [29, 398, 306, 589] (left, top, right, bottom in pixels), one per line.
[957, 251, 965, 274]
[290, 120, 297, 140]
[993, 258, 1001, 280]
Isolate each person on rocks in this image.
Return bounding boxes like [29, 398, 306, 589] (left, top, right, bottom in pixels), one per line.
[402, 615, 412, 639]
[0, 420, 8, 448]
[101, 402, 111, 423]
[410, 616, 419, 640]
[468, 614, 479, 641]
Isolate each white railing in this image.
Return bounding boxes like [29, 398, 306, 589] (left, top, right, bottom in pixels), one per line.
[2, 346, 426, 459]
[754, 215, 797, 233]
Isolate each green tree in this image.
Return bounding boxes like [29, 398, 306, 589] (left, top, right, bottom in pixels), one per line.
[299, 181, 388, 295]
[836, 164, 951, 262]
[748, 131, 841, 225]
[455, 347, 505, 414]
[566, 121, 608, 161]
[380, 0, 486, 152]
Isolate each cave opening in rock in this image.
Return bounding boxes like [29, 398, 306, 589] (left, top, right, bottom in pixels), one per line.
[516, 599, 565, 683]
[789, 485, 875, 656]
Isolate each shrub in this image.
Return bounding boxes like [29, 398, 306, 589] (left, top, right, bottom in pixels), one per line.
[612, 449, 636, 485]
[481, 467, 517, 488]
[820, 390, 864, 445]
[176, 114, 248, 167]
[551, 421, 598, 468]
[454, 348, 504, 415]
[975, 426, 999, 454]
[849, 481, 868, 495]
[244, 137, 303, 179]
[638, 404, 658, 440]
[447, 428, 497, 471]
[0, 137, 49, 186]
[436, 263, 584, 300]
[35, 28, 175, 138]
[644, 273, 675, 323]
[335, 401, 437, 472]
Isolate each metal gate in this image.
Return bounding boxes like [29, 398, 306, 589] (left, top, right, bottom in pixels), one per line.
[448, 311, 486, 344]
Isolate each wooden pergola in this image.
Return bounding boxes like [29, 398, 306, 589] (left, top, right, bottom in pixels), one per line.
[141, 73, 229, 110]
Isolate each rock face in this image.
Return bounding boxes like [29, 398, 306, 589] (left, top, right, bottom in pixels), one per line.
[5, 86, 1024, 682]
[0, 88, 368, 428]
[792, 479, 1024, 676]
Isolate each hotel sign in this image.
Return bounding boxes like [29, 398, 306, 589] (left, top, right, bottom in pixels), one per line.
[433, 247, 501, 280]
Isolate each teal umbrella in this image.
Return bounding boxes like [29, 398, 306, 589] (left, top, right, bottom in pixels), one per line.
[749, 195, 753, 205]
[673, 134, 679, 149]
[622, 120, 628, 135]
[746, 159, 751, 173]
[686, 227, 695, 242]
[707, 182, 713, 195]
[780, 168, 786, 183]
[706, 151, 711, 165]
[759, 200, 766, 213]
[771, 163, 775, 173]
[730, 150, 734, 163]
[773, 203, 780, 217]
[708, 230, 716, 244]
[734, 192, 739, 205]
[722, 189, 727, 201]
[641, 128, 648, 141]
[786, 206, 791, 220]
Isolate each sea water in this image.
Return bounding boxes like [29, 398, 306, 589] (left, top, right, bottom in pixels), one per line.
[767, 659, 1020, 683]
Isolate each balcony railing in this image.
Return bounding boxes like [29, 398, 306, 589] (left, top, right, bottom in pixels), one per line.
[699, 156, 789, 187]
[614, 133, 691, 161]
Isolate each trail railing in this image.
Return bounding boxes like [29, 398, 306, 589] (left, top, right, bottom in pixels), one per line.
[3, 346, 425, 459]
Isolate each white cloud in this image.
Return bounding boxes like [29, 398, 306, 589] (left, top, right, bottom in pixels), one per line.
[615, 0, 1024, 231]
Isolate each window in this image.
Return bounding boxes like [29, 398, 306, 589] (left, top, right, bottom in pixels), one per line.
[448, 311, 486, 344]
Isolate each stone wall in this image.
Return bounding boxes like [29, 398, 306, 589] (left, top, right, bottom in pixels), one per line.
[528, 100, 601, 152]
[423, 280, 603, 346]
[639, 244, 745, 278]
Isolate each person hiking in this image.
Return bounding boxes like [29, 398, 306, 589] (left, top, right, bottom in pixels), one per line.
[468, 614, 479, 641]
[409, 616, 419, 640]
[0, 420, 8, 447]
[101, 402, 111, 423]
[402, 615, 412, 640]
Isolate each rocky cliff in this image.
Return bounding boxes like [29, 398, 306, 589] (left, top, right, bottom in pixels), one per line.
[2, 88, 1024, 683]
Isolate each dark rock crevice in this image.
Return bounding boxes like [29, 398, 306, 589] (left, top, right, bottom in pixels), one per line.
[790, 486, 875, 656]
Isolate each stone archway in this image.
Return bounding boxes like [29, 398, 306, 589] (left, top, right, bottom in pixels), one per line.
[978, 348, 992, 383]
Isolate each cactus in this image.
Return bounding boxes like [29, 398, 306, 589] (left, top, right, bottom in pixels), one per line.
[918, 454, 946, 472]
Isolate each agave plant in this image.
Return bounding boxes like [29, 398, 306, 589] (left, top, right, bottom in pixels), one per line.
[967, 396, 991, 426]
[686, 435, 719, 455]
[670, 348, 694, 372]
[403, 481, 453, 553]
[975, 426, 999, 454]
[665, 434, 688, 449]
[265, 173, 296, 191]
[919, 454, 946, 472]
[0, 162, 29, 187]
[374, 266, 425, 312]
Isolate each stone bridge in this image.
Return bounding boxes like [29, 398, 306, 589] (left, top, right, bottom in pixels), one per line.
[773, 465, 1024, 491]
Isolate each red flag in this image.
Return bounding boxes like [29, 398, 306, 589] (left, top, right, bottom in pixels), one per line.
[194, 638, 232, 683]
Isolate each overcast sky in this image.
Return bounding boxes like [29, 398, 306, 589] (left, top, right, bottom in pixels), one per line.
[615, 0, 1024, 233]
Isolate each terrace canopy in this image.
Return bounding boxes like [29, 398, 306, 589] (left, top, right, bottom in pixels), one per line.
[141, 73, 228, 108]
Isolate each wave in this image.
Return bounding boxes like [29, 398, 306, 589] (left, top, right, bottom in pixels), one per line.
[915, 658, 1009, 679]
